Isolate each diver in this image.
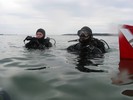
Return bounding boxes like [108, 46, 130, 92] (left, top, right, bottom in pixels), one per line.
[67, 26, 110, 57]
[67, 26, 109, 73]
[24, 28, 53, 50]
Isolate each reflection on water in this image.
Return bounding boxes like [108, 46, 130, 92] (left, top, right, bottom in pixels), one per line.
[111, 59, 133, 97]
[26, 66, 46, 70]
[75, 51, 106, 73]
[122, 90, 133, 97]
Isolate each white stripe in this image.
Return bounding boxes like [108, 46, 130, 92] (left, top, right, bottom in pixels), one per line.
[120, 29, 133, 47]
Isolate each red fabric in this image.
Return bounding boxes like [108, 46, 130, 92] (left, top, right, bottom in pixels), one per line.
[119, 24, 133, 59]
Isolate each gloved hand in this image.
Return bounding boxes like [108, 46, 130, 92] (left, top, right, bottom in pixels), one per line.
[81, 45, 94, 53]
[86, 45, 94, 50]
[25, 36, 33, 41]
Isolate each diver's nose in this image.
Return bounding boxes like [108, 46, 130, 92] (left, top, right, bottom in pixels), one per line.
[80, 33, 85, 37]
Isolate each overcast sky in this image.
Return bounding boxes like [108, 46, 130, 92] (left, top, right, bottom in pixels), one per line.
[0, 0, 133, 35]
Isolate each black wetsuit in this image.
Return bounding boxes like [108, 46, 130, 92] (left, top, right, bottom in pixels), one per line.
[67, 38, 106, 56]
[67, 38, 107, 73]
[25, 37, 52, 50]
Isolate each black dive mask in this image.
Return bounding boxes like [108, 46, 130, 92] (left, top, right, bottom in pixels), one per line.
[78, 30, 89, 37]
[78, 30, 90, 41]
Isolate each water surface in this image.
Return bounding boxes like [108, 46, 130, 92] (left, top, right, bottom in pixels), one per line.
[0, 35, 132, 100]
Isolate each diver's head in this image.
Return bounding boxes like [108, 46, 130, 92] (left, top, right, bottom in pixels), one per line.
[36, 28, 45, 39]
[78, 26, 93, 42]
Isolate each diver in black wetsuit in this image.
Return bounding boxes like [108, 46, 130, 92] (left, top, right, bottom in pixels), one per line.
[67, 26, 109, 56]
[67, 26, 109, 73]
[24, 28, 52, 50]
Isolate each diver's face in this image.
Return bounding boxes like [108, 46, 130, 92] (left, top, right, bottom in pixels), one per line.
[36, 32, 44, 39]
[78, 30, 90, 42]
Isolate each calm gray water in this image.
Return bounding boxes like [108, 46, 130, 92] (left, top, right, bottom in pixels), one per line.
[0, 35, 132, 100]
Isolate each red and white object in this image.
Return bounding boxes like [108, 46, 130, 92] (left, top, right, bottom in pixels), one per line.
[119, 24, 133, 59]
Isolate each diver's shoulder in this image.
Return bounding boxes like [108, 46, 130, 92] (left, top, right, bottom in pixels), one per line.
[67, 43, 80, 51]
